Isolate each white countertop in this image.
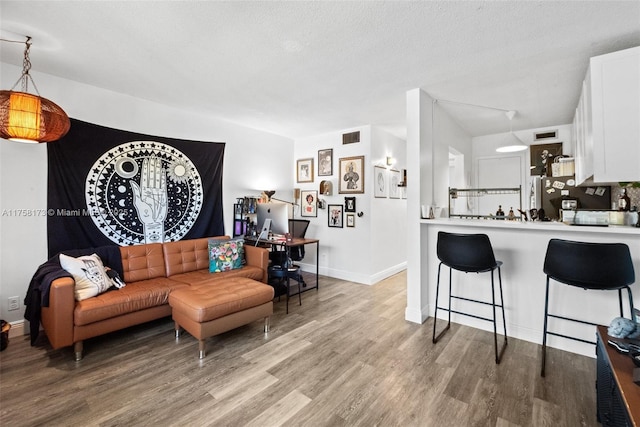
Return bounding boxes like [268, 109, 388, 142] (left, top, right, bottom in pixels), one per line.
[421, 217, 640, 235]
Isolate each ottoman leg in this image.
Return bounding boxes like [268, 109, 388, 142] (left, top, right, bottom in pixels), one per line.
[198, 339, 206, 359]
[174, 321, 181, 339]
[264, 316, 270, 333]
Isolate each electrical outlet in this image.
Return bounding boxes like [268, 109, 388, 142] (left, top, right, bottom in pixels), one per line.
[8, 296, 19, 311]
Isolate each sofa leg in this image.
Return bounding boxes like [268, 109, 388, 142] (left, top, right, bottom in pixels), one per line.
[74, 341, 83, 361]
[264, 316, 271, 333]
[198, 340, 206, 359]
[174, 321, 181, 339]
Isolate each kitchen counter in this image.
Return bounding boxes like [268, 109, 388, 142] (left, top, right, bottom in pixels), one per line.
[413, 218, 640, 357]
[421, 217, 640, 235]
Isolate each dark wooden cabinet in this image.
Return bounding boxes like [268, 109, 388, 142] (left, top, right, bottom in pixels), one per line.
[596, 326, 639, 427]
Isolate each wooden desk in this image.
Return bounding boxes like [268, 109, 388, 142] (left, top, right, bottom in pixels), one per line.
[596, 325, 640, 426]
[246, 237, 320, 291]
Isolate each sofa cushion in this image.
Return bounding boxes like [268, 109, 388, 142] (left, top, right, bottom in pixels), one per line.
[74, 277, 188, 326]
[168, 278, 274, 323]
[59, 253, 113, 301]
[163, 236, 228, 277]
[209, 238, 245, 273]
[120, 243, 166, 283]
[169, 265, 265, 285]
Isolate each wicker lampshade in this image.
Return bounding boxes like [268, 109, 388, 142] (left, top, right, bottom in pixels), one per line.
[0, 90, 70, 143]
[1, 36, 71, 143]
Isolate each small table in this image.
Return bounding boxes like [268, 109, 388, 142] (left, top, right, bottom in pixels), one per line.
[268, 265, 302, 313]
[596, 325, 640, 426]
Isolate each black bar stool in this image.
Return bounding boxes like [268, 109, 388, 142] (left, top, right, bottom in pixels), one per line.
[432, 231, 508, 364]
[541, 238, 635, 377]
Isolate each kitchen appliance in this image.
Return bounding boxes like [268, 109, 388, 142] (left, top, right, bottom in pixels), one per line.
[560, 199, 578, 223]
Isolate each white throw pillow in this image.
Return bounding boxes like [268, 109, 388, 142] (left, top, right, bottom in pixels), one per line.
[59, 253, 113, 301]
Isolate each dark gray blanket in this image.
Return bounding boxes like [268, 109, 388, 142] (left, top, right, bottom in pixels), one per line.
[24, 245, 123, 345]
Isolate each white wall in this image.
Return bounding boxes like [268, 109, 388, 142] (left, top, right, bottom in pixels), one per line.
[405, 89, 473, 323]
[294, 125, 407, 284]
[0, 63, 293, 325]
[370, 127, 407, 282]
[432, 103, 474, 217]
[472, 125, 572, 183]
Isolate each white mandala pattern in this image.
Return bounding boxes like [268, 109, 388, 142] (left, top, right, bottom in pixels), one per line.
[85, 141, 203, 245]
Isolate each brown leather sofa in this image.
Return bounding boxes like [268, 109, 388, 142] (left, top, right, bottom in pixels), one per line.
[40, 236, 272, 360]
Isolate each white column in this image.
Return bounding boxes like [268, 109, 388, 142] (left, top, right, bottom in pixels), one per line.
[405, 89, 434, 323]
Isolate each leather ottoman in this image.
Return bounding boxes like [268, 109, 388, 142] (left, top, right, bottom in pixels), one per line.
[168, 277, 274, 358]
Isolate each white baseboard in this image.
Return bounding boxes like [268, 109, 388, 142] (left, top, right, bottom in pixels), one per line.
[298, 262, 407, 286]
[405, 305, 429, 324]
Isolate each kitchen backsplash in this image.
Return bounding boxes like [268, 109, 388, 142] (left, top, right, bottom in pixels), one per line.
[610, 184, 640, 210]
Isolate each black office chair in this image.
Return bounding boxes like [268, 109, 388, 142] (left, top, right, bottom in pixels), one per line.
[541, 238, 635, 377]
[433, 231, 508, 364]
[288, 219, 310, 287]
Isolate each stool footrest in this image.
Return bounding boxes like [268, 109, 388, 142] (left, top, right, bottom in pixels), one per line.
[436, 306, 501, 324]
[547, 313, 598, 327]
[450, 294, 505, 309]
[546, 330, 596, 346]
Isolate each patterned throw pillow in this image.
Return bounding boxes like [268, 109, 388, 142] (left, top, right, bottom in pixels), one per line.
[208, 238, 245, 273]
[59, 253, 113, 301]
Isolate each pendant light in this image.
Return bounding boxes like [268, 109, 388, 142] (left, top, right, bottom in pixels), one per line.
[0, 36, 70, 143]
[496, 110, 527, 153]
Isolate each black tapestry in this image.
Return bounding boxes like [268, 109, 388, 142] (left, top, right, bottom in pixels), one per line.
[47, 119, 225, 257]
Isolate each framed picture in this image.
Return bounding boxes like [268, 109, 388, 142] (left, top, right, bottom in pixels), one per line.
[318, 148, 333, 176]
[328, 204, 343, 228]
[297, 158, 314, 183]
[300, 190, 318, 217]
[338, 155, 365, 194]
[346, 213, 355, 227]
[344, 197, 356, 212]
[374, 166, 386, 198]
[530, 143, 562, 177]
[389, 169, 401, 199]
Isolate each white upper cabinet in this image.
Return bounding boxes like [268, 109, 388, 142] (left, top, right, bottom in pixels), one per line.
[573, 71, 593, 185]
[590, 46, 640, 183]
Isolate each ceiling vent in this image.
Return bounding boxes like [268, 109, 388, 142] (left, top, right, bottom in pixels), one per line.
[534, 130, 558, 141]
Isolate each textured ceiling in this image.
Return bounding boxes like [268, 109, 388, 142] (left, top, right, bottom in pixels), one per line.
[1, 1, 639, 140]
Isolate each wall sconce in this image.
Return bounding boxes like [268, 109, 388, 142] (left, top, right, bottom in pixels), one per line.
[0, 36, 70, 143]
[386, 156, 396, 166]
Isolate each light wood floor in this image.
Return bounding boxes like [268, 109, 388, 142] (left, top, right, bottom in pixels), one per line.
[0, 271, 598, 427]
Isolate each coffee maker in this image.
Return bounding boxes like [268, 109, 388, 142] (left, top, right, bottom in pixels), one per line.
[560, 199, 578, 223]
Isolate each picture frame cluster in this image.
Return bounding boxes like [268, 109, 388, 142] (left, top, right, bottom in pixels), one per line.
[374, 165, 402, 199]
[295, 133, 373, 229]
